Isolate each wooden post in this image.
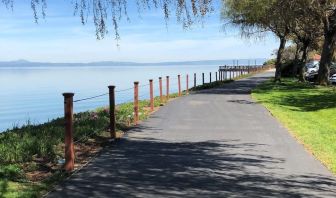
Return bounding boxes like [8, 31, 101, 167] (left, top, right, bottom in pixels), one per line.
[178, 75, 181, 96]
[194, 73, 196, 88]
[210, 72, 212, 83]
[166, 76, 169, 100]
[63, 93, 75, 172]
[108, 86, 116, 139]
[186, 74, 189, 94]
[134, 82, 139, 125]
[216, 72, 218, 81]
[149, 79, 154, 112]
[202, 73, 205, 85]
[159, 77, 163, 104]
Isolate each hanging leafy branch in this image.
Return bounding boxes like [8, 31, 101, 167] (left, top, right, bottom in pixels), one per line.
[5, 0, 212, 40]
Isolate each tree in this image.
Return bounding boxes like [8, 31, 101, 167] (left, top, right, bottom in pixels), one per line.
[1, 0, 214, 40]
[221, 0, 293, 82]
[315, 0, 336, 85]
[287, 0, 324, 82]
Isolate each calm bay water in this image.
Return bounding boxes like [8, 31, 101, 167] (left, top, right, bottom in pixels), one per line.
[0, 60, 265, 132]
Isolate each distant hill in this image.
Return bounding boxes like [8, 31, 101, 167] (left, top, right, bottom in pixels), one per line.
[0, 59, 267, 67]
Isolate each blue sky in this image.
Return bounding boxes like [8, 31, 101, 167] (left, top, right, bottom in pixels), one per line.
[0, 1, 278, 63]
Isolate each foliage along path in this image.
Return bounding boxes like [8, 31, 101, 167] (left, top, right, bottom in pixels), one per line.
[48, 71, 336, 197]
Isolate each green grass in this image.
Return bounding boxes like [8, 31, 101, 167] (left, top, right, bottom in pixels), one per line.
[252, 78, 336, 173]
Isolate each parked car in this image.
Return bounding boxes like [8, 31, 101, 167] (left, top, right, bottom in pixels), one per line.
[330, 74, 336, 84]
[305, 62, 336, 82]
[305, 62, 319, 81]
[330, 63, 336, 76]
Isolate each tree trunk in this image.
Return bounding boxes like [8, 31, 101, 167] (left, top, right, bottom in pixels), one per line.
[275, 36, 286, 82]
[292, 45, 301, 77]
[318, 30, 336, 85]
[299, 42, 310, 82]
[318, 12, 336, 86]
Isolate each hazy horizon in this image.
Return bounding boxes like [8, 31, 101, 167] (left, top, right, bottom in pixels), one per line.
[0, 58, 268, 64]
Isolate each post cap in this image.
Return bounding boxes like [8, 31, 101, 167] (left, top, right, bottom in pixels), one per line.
[62, 93, 74, 97]
[149, 79, 153, 82]
[134, 81, 139, 84]
[108, 85, 116, 89]
[159, 77, 162, 79]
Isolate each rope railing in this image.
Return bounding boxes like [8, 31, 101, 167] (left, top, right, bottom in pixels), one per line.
[115, 87, 133, 93]
[74, 93, 109, 103]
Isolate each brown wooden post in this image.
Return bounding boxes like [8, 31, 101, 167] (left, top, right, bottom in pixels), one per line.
[186, 74, 189, 94]
[166, 76, 169, 100]
[202, 73, 205, 85]
[134, 82, 139, 125]
[178, 75, 181, 96]
[63, 93, 75, 172]
[194, 73, 196, 88]
[108, 86, 116, 139]
[210, 72, 212, 83]
[149, 79, 154, 112]
[159, 77, 163, 104]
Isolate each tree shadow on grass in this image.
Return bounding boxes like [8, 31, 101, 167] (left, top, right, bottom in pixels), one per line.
[0, 179, 9, 197]
[48, 136, 336, 198]
[277, 91, 336, 112]
[254, 80, 336, 112]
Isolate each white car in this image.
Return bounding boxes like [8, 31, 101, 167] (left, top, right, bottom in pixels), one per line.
[330, 74, 336, 84]
[306, 63, 319, 74]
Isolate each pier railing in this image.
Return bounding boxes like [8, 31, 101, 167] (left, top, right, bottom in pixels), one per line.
[62, 64, 273, 172]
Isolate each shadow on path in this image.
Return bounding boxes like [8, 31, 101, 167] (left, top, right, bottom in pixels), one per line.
[197, 76, 271, 95]
[50, 136, 336, 198]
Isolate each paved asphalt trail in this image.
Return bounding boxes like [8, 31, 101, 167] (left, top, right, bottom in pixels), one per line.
[48, 71, 336, 197]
